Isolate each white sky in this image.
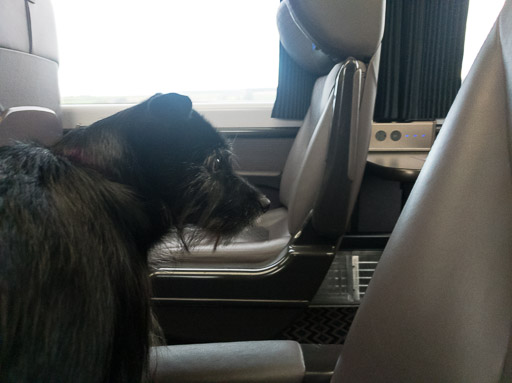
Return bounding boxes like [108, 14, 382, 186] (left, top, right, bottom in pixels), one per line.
[461, 0, 506, 79]
[52, 0, 280, 97]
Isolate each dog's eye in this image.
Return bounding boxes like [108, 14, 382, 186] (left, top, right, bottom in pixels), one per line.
[210, 157, 221, 172]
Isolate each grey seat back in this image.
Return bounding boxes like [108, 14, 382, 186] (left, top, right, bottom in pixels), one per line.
[333, 1, 512, 381]
[0, 0, 60, 113]
[0, 0, 62, 147]
[278, 0, 385, 237]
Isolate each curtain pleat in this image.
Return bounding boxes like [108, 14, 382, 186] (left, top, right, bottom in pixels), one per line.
[374, 0, 470, 122]
[271, 44, 317, 120]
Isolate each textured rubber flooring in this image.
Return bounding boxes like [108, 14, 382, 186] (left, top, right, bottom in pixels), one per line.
[278, 307, 358, 344]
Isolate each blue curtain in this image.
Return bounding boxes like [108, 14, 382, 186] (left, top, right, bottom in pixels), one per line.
[374, 0, 470, 122]
[271, 43, 316, 120]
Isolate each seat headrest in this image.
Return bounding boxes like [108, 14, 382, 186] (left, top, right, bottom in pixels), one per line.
[277, 1, 336, 75]
[278, 0, 385, 74]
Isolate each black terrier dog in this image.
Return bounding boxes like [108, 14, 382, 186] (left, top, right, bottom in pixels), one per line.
[0, 93, 269, 382]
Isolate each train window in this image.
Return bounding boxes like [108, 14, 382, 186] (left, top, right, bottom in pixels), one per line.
[52, 0, 280, 104]
[462, 0, 505, 79]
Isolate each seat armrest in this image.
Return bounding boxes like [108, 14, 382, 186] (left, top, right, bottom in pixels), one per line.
[0, 106, 62, 147]
[150, 340, 305, 383]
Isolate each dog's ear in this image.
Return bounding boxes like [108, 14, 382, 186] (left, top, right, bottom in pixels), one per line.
[147, 93, 193, 121]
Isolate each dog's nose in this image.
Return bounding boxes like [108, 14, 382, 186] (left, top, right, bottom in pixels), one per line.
[259, 196, 271, 213]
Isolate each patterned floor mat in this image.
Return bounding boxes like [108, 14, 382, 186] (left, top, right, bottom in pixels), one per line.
[278, 307, 358, 344]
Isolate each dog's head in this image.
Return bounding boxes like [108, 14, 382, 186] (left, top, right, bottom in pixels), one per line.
[54, 93, 270, 241]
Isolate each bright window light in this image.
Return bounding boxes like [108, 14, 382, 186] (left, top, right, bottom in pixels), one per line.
[462, 0, 505, 80]
[52, 0, 280, 104]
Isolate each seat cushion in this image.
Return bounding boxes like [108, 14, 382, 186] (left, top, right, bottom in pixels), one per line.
[149, 208, 290, 269]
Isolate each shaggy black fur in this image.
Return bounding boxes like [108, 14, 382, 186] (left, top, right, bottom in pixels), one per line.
[0, 93, 269, 382]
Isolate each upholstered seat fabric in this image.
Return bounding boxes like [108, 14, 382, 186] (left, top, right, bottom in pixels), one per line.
[0, 0, 60, 113]
[334, 1, 512, 381]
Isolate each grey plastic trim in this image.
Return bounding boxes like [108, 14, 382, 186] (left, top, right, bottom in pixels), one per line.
[311, 59, 366, 238]
[348, 64, 363, 181]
